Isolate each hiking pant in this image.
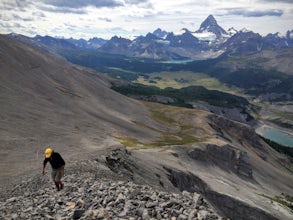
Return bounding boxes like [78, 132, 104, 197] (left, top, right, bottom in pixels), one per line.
[51, 167, 62, 182]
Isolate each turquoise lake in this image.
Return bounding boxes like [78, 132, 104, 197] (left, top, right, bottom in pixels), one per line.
[258, 127, 293, 148]
[160, 59, 194, 64]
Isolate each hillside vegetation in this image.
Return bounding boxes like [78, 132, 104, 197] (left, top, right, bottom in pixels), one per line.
[60, 49, 293, 101]
[111, 83, 249, 109]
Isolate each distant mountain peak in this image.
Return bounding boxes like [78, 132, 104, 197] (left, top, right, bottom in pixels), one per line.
[287, 30, 293, 39]
[145, 33, 159, 41]
[227, 27, 238, 36]
[196, 15, 228, 39]
[240, 28, 251, 33]
[200, 15, 217, 29]
[153, 28, 169, 39]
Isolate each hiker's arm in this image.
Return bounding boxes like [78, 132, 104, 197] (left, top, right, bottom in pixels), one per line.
[42, 159, 48, 175]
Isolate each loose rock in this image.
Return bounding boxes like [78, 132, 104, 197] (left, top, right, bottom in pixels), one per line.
[0, 171, 223, 219]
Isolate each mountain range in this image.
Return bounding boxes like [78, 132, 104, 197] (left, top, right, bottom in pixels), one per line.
[8, 15, 293, 103]
[8, 15, 293, 60]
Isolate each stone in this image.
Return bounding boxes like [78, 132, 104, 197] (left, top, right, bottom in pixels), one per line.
[142, 208, 149, 220]
[72, 209, 85, 219]
[188, 209, 197, 220]
[197, 210, 209, 220]
[6, 197, 17, 203]
[66, 201, 76, 209]
[0, 167, 222, 220]
[11, 213, 18, 219]
[178, 214, 188, 220]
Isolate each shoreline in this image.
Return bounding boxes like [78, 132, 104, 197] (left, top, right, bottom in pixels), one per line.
[255, 124, 293, 148]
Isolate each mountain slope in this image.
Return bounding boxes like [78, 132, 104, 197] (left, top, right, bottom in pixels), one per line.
[0, 35, 292, 219]
[0, 35, 161, 185]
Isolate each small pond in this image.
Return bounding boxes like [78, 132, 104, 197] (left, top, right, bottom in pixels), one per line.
[257, 127, 293, 148]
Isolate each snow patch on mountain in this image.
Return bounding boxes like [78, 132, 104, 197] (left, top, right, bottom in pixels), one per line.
[155, 39, 170, 45]
[240, 28, 251, 33]
[173, 29, 188, 36]
[192, 32, 217, 41]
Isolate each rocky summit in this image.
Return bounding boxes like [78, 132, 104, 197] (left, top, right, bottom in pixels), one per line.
[0, 165, 222, 220]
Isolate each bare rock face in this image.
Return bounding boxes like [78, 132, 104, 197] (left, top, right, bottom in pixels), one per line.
[99, 148, 280, 219]
[189, 144, 253, 178]
[235, 151, 253, 177]
[163, 167, 278, 220]
[105, 148, 138, 181]
[191, 101, 255, 125]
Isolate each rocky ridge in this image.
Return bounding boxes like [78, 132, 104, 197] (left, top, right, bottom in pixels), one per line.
[0, 161, 222, 220]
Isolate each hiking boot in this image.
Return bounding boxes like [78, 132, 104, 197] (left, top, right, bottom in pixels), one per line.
[60, 183, 64, 190]
[55, 182, 60, 191]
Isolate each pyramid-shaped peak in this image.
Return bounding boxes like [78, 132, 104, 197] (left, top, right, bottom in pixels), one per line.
[197, 15, 227, 38]
[206, 15, 217, 23]
[199, 15, 219, 30]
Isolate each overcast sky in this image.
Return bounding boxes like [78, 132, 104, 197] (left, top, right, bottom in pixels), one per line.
[1, 0, 293, 39]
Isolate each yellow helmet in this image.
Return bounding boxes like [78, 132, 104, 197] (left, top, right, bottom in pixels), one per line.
[45, 148, 53, 158]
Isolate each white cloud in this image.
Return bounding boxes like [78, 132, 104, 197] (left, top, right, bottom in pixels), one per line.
[0, 0, 292, 39]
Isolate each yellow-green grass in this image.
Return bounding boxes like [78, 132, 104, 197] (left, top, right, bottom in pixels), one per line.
[134, 71, 240, 94]
[115, 135, 142, 149]
[258, 193, 293, 212]
[271, 109, 293, 121]
[115, 131, 207, 149]
[115, 102, 210, 149]
[149, 108, 176, 124]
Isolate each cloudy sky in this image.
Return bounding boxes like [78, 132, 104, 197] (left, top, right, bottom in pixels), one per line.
[1, 0, 293, 39]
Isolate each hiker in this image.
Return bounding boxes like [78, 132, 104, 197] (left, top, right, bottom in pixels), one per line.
[42, 147, 65, 191]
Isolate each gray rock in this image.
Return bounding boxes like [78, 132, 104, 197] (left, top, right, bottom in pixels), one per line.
[142, 208, 149, 220]
[197, 210, 209, 220]
[0, 170, 222, 220]
[72, 209, 85, 219]
[178, 214, 188, 220]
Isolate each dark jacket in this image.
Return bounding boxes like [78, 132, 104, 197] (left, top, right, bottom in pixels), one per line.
[43, 152, 65, 169]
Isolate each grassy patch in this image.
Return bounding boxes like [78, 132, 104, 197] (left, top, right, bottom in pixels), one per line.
[258, 193, 293, 212]
[271, 109, 293, 121]
[115, 133, 205, 149]
[135, 71, 239, 94]
[149, 109, 176, 124]
[116, 103, 209, 149]
[114, 135, 141, 149]
[146, 133, 207, 148]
